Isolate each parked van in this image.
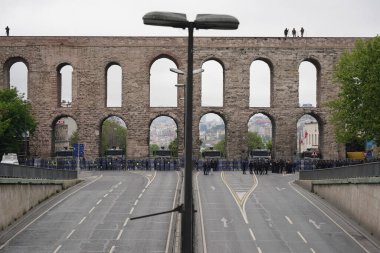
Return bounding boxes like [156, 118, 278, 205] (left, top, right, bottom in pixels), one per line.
[1, 153, 19, 165]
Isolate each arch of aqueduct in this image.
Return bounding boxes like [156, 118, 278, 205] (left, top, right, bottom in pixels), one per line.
[0, 36, 362, 160]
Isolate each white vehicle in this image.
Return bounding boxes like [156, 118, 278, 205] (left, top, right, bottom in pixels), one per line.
[1, 153, 19, 165]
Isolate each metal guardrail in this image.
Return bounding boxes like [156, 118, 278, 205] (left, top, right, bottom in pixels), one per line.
[299, 162, 380, 180]
[0, 163, 77, 180]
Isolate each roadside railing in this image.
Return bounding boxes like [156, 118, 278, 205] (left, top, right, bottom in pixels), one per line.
[0, 163, 77, 180]
[299, 162, 380, 180]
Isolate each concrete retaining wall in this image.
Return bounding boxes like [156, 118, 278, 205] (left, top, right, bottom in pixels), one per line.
[0, 178, 79, 231]
[296, 178, 380, 241]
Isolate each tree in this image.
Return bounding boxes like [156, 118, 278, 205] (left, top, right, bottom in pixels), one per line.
[101, 118, 127, 155]
[247, 131, 265, 151]
[266, 139, 273, 151]
[168, 138, 178, 157]
[0, 88, 36, 154]
[329, 36, 380, 144]
[149, 144, 159, 155]
[69, 130, 79, 146]
[213, 139, 225, 156]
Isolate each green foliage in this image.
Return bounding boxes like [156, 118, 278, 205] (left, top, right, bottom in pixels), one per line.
[213, 139, 225, 156]
[329, 36, 380, 143]
[69, 130, 79, 147]
[101, 118, 127, 154]
[149, 144, 159, 155]
[247, 131, 265, 151]
[266, 139, 273, 150]
[0, 88, 36, 154]
[168, 138, 178, 157]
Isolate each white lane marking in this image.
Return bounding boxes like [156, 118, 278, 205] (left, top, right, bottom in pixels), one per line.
[78, 217, 86, 225]
[165, 171, 180, 253]
[138, 193, 143, 199]
[129, 207, 134, 215]
[53, 245, 62, 253]
[109, 188, 114, 193]
[142, 171, 156, 188]
[257, 247, 263, 253]
[289, 181, 371, 253]
[310, 248, 316, 253]
[309, 219, 322, 229]
[276, 186, 286, 191]
[195, 172, 208, 253]
[96, 199, 102, 205]
[297, 231, 308, 244]
[0, 174, 103, 250]
[134, 200, 138, 206]
[142, 189, 146, 193]
[66, 229, 75, 239]
[116, 229, 124, 240]
[211, 186, 216, 191]
[109, 245, 116, 253]
[89, 207, 95, 214]
[249, 228, 256, 241]
[221, 171, 258, 224]
[123, 217, 130, 227]
[285, 216, 293, 225]
[118, 181, 122, 185]
[221, 217, 228, 228]
[104, 193, 109, 198]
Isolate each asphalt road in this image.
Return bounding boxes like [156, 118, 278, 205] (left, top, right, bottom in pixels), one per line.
[0, 170, 180, 253]
[196, 171, 380, 253]
[1, 170, 379, 253]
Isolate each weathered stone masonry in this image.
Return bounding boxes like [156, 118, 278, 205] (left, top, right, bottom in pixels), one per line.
[0, 36, 363, 160]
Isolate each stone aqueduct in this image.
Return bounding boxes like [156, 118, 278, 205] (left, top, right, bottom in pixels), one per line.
[0, 36, 361, 160]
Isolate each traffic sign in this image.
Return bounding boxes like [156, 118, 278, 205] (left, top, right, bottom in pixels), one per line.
[73, 143, 85, 157]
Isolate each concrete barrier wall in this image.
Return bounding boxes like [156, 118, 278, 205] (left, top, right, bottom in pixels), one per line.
[296, 179, 380, 241]
[313, 183, 380, 240]
[0, 179, 79, 231]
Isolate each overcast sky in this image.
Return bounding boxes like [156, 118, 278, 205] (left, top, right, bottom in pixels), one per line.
[1, 0, 379, 37]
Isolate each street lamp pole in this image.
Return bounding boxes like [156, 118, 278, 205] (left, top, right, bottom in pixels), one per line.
[183, 21, 194, 252]
[143, 12, 238, 252]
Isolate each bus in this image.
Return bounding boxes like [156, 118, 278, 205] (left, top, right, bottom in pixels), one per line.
[250, 149, 271, 160]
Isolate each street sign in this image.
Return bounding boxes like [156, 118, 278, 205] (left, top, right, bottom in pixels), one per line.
[73, 143, 84, 157]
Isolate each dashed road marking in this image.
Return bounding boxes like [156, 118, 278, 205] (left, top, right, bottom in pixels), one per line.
[134, 200, 138, 206]
[96, 199, 102, 205]
[249, 228, 256, 241]
[78, 217, 86, 225]
[116, 229, 124, 240]
[89, 207, 95, 214]
[129, 207, 134, 215]
[310, 248, 316, 253]
[104, 193, 109, 198]
[285, 216, 293, 224]
[66, 229, 75, 239]
[123, 217, 129, 227]
[297, 231, 308, 243]
[53, 245, 62, 253]
[257, 247, 262, 253]
[138, 193, 143, 199]
[109, 245, 115, 253]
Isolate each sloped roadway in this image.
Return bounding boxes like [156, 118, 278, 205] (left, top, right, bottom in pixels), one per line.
[0, 170, 180, 253]
[1, 169, 379, 253]
[195, 170, 380, 253]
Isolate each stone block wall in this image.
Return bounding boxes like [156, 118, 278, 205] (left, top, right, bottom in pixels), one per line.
[0, 36, 362, 160]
